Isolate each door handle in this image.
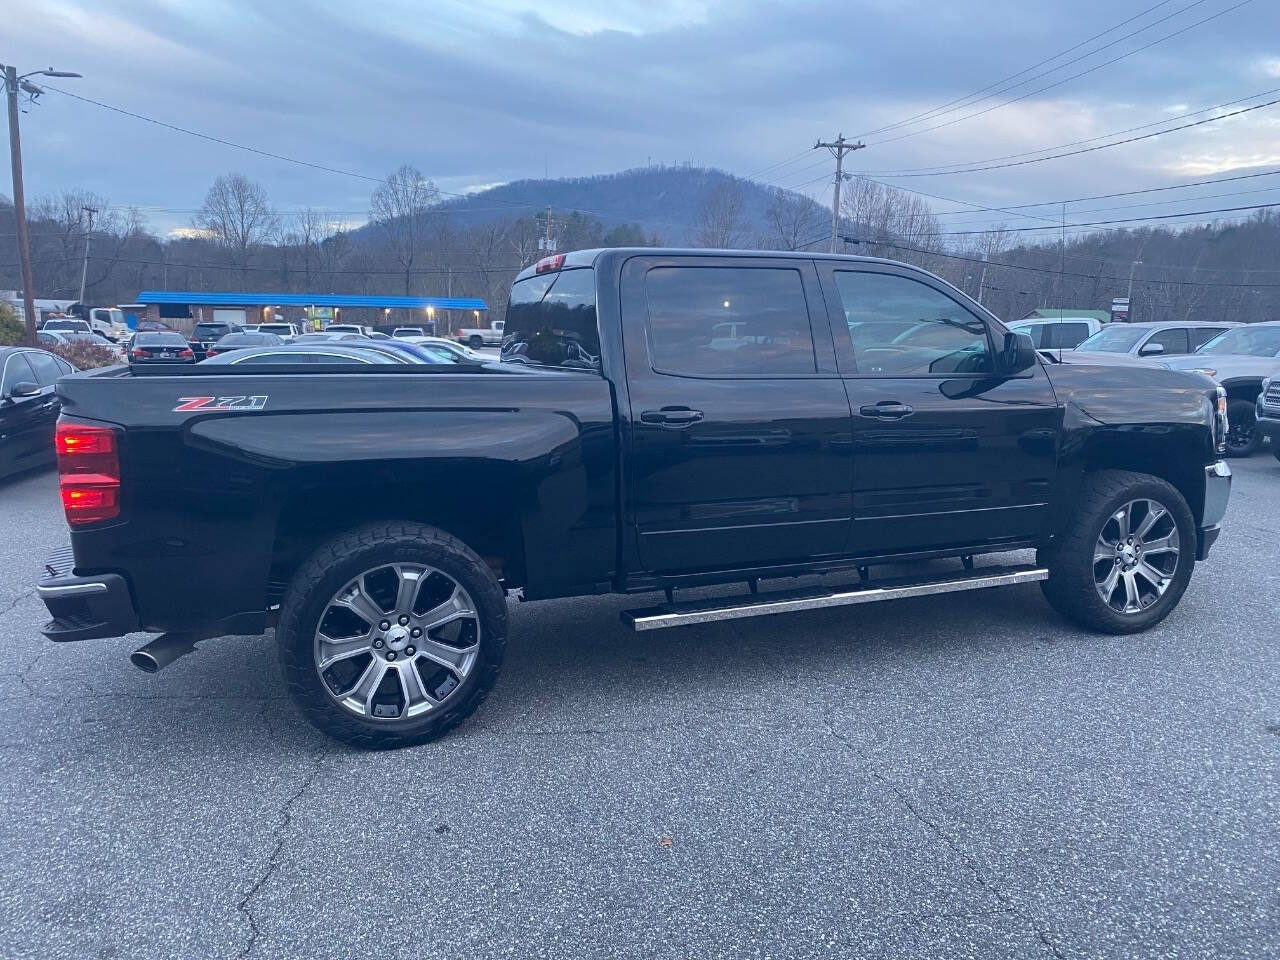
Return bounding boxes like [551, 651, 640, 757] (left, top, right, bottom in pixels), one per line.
[641, 407, 705, 426]
[859, 402, 914, 420]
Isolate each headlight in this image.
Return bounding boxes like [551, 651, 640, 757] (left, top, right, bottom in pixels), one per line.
[1188, 367, 1218, 378]
[1213, 386, 1228, 455]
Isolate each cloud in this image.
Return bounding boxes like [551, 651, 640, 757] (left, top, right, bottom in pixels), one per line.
[9, 0, 1280, 237]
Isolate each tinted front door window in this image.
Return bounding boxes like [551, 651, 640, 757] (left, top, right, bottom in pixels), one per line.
[1144, 328, 1190, 355]
[832, 271, 992, 375]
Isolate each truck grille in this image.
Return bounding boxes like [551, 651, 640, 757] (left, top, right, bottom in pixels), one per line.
[1265, 381, 1280, 406]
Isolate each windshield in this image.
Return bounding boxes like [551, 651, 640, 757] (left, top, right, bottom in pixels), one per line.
[194, 323, 232, 338]
[502, 268, 600, 370]
[1195, 325, 1280, 357]
[1076, 326, 1147, 352]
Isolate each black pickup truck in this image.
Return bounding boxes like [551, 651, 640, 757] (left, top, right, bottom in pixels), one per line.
[37, 249, 1233, 747]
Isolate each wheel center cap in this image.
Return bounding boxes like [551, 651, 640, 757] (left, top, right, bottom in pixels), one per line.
[384, 626, 410, 651]
[1119, 544, 1137, 565]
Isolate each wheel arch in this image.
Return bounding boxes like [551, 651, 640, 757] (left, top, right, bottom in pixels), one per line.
[268, 465, 528, 605]
[1078, 431, 1207, 525]
[1221, 376, 1264, 404]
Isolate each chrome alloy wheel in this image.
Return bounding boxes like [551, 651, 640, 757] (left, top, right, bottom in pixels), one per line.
[1093, 499, 1181, 615]
[313, 563, 480, 721]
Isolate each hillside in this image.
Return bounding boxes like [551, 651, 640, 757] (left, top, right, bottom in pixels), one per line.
[434, 166, 828, 246]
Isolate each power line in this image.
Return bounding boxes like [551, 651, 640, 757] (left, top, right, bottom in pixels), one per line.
[928, 200, 1280, 236]
[854, 0, 1193, 139]
[841, 236, 1280, 288]
[860, 85, 1280, 176]
[927, 168, 1280, 215]
[938, 183, 1280, 228]
[866, 96, 1280, 178]
[866, 0, 1253, 147]
[43, 85, 537, 208]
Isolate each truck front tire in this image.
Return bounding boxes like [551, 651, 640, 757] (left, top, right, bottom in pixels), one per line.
[277, 522, 507, 749]
[468, 335, 484, 350]
[1038, 470, 1196, 635]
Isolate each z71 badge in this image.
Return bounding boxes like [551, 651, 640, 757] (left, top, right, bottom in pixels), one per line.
[173, 396, 269, 413]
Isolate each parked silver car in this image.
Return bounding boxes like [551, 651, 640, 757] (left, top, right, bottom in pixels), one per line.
[1071, 321, 1237, 361]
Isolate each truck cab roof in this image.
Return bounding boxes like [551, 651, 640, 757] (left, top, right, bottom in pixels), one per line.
[513, 247, 918, 283]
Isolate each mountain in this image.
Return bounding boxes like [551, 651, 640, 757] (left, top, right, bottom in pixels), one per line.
[434, 166, 828, 247]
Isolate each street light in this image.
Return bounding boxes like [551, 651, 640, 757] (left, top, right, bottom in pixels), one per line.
[2, 62, 82, 344]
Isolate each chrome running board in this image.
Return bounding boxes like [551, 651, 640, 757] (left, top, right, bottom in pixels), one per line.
[621, 564, 1048, 632]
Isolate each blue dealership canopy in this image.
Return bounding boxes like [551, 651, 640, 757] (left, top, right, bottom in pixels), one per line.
[135, 291, 488, 310]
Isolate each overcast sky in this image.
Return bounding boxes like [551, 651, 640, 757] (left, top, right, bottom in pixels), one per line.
[10, 0, 1280, 234]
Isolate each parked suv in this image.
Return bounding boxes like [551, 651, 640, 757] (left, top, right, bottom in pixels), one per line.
[1160, 322, 1280, 457]
[188, 320, 245, 359]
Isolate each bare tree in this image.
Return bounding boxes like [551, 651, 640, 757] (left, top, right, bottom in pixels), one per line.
[370, 165, 441, 295]
[695, 181, 748, 248]
[763, 188, 822, 250]
[194, 174, 278, 290]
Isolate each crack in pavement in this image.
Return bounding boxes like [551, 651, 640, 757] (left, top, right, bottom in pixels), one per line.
[0, 588, 36, 619]
[820, 712, 1067, 960]
[236, 753, 325, 959]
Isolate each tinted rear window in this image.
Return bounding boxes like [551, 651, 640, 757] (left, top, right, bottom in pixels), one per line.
[645, 265, 817, 376]
[216, 333, 275, 347]
[194, 323, 233, 337]
[502, 268, 600, 370]
[137, 332, 188, 346]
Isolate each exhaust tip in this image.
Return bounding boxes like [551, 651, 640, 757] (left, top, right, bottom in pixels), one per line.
[130, 651, 161, 673]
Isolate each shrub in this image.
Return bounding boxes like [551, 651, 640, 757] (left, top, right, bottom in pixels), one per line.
[0, 303, 24, 346]
[48, 340, 122, 370]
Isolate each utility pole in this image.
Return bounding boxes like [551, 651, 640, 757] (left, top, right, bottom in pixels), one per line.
[814, 134, 865, 253]
[976, 253, 989, 305]
[544, 205, 554, 253]
[78, 204, 97, 304]
[1127, 259, 1143, 306]
[4, 65, 36, 345]
[2, 62, 80, 344]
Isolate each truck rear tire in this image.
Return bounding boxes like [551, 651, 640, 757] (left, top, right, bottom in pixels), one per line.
[1224, 399, 1262, 457]
[277, 522, 507, 749]
[1038, 470, 1196, 635]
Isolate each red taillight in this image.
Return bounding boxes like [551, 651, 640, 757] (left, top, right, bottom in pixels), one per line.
[205, 349, 218, 358]
[131, 348, 151, 359]
[534, 254, 565, 274]
[56, 422, 120, 525]
[179, 347, 195, 359]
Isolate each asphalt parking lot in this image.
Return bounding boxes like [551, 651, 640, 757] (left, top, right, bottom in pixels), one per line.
[1, 459, 1277, 959]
